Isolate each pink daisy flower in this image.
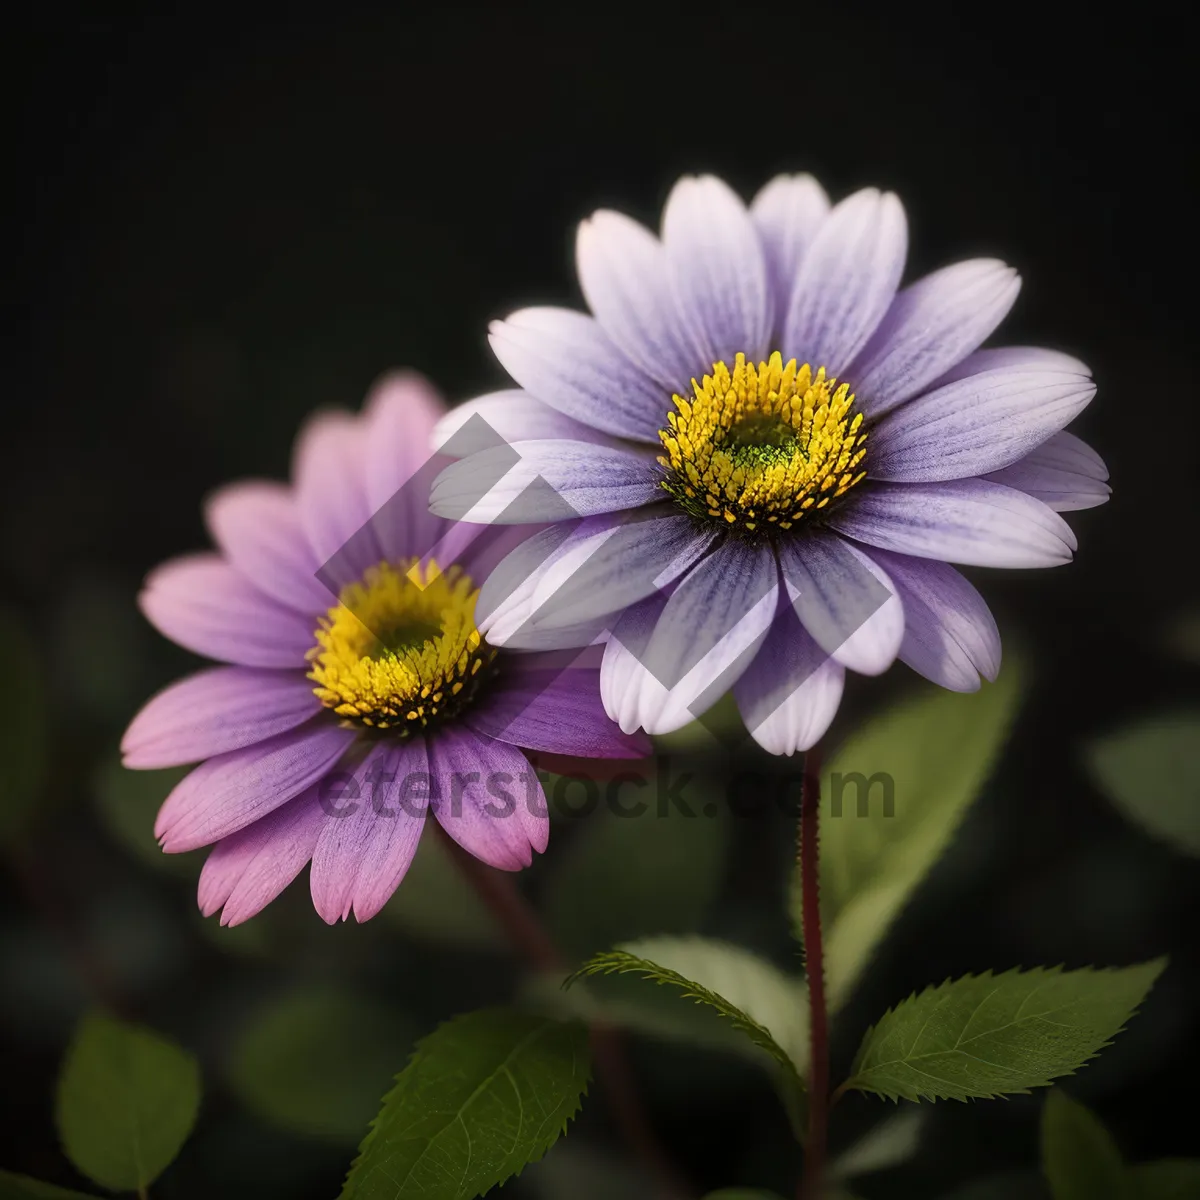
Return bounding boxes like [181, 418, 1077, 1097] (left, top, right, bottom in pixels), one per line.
[122, 374, 647, 925]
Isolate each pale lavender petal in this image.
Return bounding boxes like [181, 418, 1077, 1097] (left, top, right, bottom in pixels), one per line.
[466, 664, 651, 758]
[155, 721, 356, 852]
[140, 553, 316, 668]
[866, 548, 1001, 691]
[849, 259, 1021, 417]
[359, 370, 451, 563]
[775, 531, 904, 675]
[475, 523, 578, 637]
[662, 174, 772, 365]
[427, 726, 548, 871]
[735, 607, 844, 756]
[830, 479, 1077, 568]
[310, 739, 429, 923]
[363, 370, 446, 505]
[475, 518, 621, 650]
[291, 409, 381, 583]
[197, 787, 327, 925]
[598, 595, 658, 735]
[927, 345, 1091, 391]
[868, 367, 1096, 482]
[433, 389, 620, 452]
[985, 430, 1110, 511]
[429, 440, 662, 523]
[488, 308, 667, 443]
[600, 539, 778, 735]
[783, 188, 907, 375]
[122, 667, 321, 768]
[528, 511, 716, 632]
[750, 173, 830, 321]
[575, 209, 702, 391]
[204, 481, 330, 614]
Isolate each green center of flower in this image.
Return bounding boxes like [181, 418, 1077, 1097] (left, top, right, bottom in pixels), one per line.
[657, 351, 868, 535]
[308, 559, 498, 732]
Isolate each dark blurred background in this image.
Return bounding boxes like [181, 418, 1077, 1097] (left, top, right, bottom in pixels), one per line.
[5, 8, 1197, 1199]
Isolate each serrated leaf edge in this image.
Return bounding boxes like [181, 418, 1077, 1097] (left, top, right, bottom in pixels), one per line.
[842, 959, 1167, 1104]
[339, 1008, 590, 1199]
[565, 948, 807, 1095]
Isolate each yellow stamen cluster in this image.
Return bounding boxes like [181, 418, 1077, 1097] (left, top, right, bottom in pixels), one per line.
[658, 352, 868, 535]
[308, 558, 496, 732]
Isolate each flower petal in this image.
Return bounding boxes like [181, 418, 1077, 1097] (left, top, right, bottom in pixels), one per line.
[868, 366, 1097, 482]
[140, 553, 317, 668]
[122, 667, 321, 768]
[849, 259, 1022, 417]
[362, 370, 446, 507]
[154, 720, 356, 852]
[775, 531, 904, 675]
[488, 308, 667, 444]
[783, 188, 908, 375]
[662, 174, 772, 365]
[427, 726, 548, 871]
[927, 345, 1091, 390]
[310, 739, 429, 924]
[204, 481, 330, 614]
[361, 370, 453, 564]
[985, 430, 1110, 511]
[734, 606, 844, 756]
[291, 409, 382, 586]
[750, 173, 830, 321]
[576, 209, 701, 392]
[528, 511, 716, 632]
[830, 479, 1077, 568]
[600, 539, 778, 735]
[430, 440, 662, 524]
[198, 787, 327, 926]
[866, 548, 1001, 691]
[466, 664, 650, 758]
[433, 389, 619, 452]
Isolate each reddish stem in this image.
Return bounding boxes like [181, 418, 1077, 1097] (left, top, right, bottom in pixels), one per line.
[435, 825, 690, 1199]
[798, 745, 829, 1200]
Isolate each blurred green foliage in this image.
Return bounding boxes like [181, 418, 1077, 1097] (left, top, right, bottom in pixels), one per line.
[1085, 711, 1200, 857]
[226, 986, 419, 1147]
[55, 1012, 200, 1192]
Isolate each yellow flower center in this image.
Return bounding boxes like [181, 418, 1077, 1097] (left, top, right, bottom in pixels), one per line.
[308, 558, 497, 732]
[657, 351, 868, 535]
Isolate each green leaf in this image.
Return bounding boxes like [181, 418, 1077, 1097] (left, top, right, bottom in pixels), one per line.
[383, 828, 502, 949]
[226, 986, 419, 1146]
[844, 959, 1164, 1102]
[0, 609, 48, 843]
[702, 1191, 788, 1199]
[93, 756, 194, 876]
[1040, 1090, 1127, 1200]
[794, 665, 1024, 1007]
[1128, 1160, 1200, 1199]
[55, 1012, 201, 1191]
[526, 1144, 658, 1200]
[566, 939, 807, 1127]
[340, 1009, 590, 1200]
[542, 776, 727, 960]
[1084, 711, 1200, 857]
[0, 1171, 101, 1199]
[829, 1110, 923, 1180]
[937, 1173, 1047, 1199]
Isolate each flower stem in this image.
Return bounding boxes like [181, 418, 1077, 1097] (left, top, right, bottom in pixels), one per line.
[435, 824, 691, 1199]
[798, 744, 830, 1200]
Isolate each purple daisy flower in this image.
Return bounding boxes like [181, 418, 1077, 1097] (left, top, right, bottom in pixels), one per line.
[122, 374, 647, 926]
[431, 174, 1108, 753]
